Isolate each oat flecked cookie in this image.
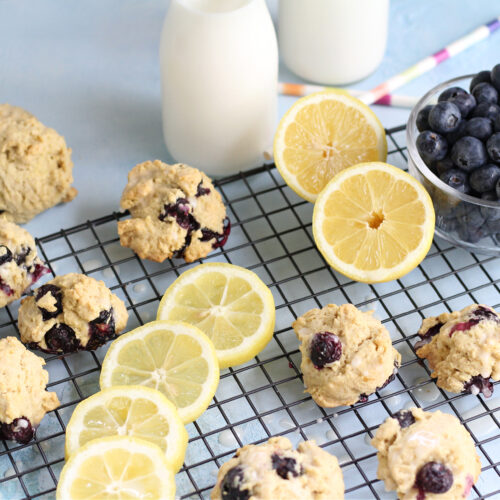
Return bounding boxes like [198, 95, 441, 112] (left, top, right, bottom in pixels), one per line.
[211, 436, 344, 500]
[0, 104, 77, 223]
[415, 304, 500, 397]
[18, 273, 128, 353]
[0, 337, 60, 443]
[0, 220, 49, 308]
[118, 160, 230, 263]
[372, 408, 481, 499]
[292, 304, 401, 407]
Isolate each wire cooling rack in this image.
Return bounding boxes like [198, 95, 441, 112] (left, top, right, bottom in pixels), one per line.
[0, 124, 499, 500]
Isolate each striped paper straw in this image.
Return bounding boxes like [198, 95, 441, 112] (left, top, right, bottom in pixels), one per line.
[359, 16, 500, 106]
[278, 82, 419, 108]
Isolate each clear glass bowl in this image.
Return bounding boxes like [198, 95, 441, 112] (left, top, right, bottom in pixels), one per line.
[407, 75, 500, 255]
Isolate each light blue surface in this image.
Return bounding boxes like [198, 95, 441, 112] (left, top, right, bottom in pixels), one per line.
[1, 0, 500, 237]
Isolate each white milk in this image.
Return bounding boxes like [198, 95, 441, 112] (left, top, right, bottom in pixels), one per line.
[160, 0, 278, 175]
[279, 0, 389, 85]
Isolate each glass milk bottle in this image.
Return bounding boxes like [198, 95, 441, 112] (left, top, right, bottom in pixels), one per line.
[279, 0, 389, 85]
[160, 0, 278, 175]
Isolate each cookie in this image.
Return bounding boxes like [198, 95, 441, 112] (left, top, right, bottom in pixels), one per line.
[292, 304, 401, 407]
[0, 104, 77, 223]
[415, 304, 500, 397]
[211, 436, 344, 500]
[18, 273, 128, 353]
[0, 220, 49, 308]
[118, 160, 230, 263]
[371, 407, 481, 499]
[0, 337, 60, 443]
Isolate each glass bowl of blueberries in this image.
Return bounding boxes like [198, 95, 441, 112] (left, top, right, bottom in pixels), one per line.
[407, 65, 500, 255]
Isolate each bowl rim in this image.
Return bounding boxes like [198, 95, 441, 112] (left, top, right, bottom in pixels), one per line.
[406, 73, 500, 210]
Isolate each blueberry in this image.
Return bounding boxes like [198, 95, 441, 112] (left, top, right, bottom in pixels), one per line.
[450, 136, 487, 172]
[471, 82, 499, 104]
[309, 332, 342, 369]
[439, 169, 470, 194]
[159, 198, 198, 231]
[438, 86, 467, 102]
[486, 132, 500, 162]
[470, 70, 491, 92]
[44, 323, 80, 353]
[449, 92, 476, 118]
[473, 305, 499, 322]
[416, 104, 433, 132]
[445, 120, 466, 144]
[220, 467, 250, 500]
[491, 63, 500, 92]
[35, 284, 63, 320]
[0, 245, 13, 266]
[392, 410, 415, 428]
[480, 191, 500, 221]
[271, 454, 302, 479]
[463, 117, 493, 141]
[428, 101, 462, 134]
[0, 417, 34, 444]
[464, 375, 494, 398]
[471, 102, 500, 121]
[433, 157, 454, 176]
[195, 181, 211, 197]
[15, 246, 31, 266]
[86, 308, 117, 350]
[0, 278, 13, 297]
[469, 164, 500, 193]
[200, 217, 231, 249]
[415, 462, 453, 494]
[416, 131, 448, 163]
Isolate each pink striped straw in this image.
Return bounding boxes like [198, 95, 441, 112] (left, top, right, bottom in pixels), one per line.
[359, 16, 500, 106]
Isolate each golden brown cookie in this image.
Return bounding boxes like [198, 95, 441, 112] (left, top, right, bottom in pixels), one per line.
[372, 408, 481, 499]
[18, 273, 128, 353]
[211, 436, 344, 500]
[415, 304, 500, 397]
[293, 303, 401, 407]
[0, 220, 49, 307]
[118, 160, 229, 263]
[0, 104, 77, 222]
[0, 337, 60, 443]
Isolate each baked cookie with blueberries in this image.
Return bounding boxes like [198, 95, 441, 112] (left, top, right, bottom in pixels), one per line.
[371, 407, 480, 499]
[211, 436, 344, 500]
[0, 337, 60, 443]
[0, 220, 49, 308]
[415, 304, 499, 397]
[118, 160, 230, 263]
[18, 273, 128, 354]
[292, 304, 401, 407]
[0, 104, 77, 223]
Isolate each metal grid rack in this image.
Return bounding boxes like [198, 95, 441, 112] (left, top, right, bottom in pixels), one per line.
[0, 124, 499, 499]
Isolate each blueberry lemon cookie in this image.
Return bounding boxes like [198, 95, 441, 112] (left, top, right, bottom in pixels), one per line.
[415, 304, 499, 397]
[0, 337, 60, 443]
[118, 160, 230, 262]
[18, 273, 128, 353]
[211, 436, 344, 500]
[292, 304, 401, 407]
[0, 220, 49, 307]
[372, 408, 480, 499]
[0, 104, 76, 223]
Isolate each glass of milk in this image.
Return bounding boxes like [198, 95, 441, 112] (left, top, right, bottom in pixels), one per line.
[279, 0, 389, 85]
[160, 0, 278, 176]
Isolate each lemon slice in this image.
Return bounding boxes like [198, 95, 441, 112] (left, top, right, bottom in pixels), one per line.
[56, 436, 175, 500]
[157, 263, 275, 369]
[65, 386, 188, 472]
[100, 321, 219, 423]
[274, 90, 387, 202]
[313, 162, 435, 283]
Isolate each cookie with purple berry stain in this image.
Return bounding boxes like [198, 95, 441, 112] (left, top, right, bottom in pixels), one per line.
[211, 436, 344, 500]
[18, 273, 128, 354]
[0, 337, 60, 444]
[292, 304, 401, 408]
[372, 407, 480, 499]
[415, 304, 499, 397]
[0, 220, 49, 308]
[118, 160, 230, 263]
